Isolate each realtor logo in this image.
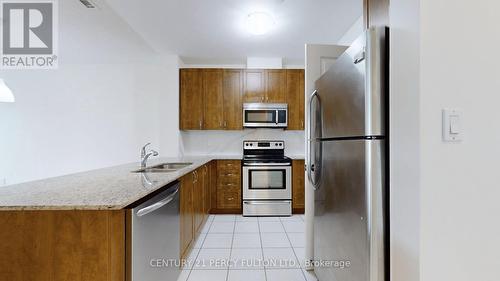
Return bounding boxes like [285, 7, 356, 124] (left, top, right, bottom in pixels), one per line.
[1, 0, 58, 69]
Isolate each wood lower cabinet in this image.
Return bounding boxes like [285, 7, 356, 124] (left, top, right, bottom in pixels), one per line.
[292, 160, 305, 213]
[180, 172, 194, 260]
[214, 160, 242, 213]
[180, 69, 204, 130]
[286, 69, 305, 130]
[0, 210, 126, 281]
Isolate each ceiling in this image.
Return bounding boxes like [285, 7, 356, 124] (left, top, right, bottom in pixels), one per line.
[104, 0, 362, 65]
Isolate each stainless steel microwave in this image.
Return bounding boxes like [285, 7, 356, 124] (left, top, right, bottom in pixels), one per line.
[243, 103, 288, 128]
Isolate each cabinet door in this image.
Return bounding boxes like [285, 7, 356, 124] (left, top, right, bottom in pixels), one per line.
[286, 69, 305, 130]
[266, 69, 287, 103]
[209, 161, 218, 213]
[202, 165, 210, 216]
[203, 69, 224, 130]
[243, 69, 266, 102]
[180, 69, 204, 130]
[193, 170, 204, 234]
[223, 69, 243, 130]
[180, 173, 194, 257]
[292, 160, 305, 212]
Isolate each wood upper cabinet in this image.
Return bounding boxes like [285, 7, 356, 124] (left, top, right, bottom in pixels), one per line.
[180, 68, 304, 131]
[222, 69, 243, 130]
[292, 159, 305, 212]
[243, 69, 266, 102]
[266, 69, 287, 103]
[180, 69, 204, 130]
[286, 69, 305, 130]
[180, 173, 194, 258]
[243, 69, 287, 103]
[202, 69, 224, 130]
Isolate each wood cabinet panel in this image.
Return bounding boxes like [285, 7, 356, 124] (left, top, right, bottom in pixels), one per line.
[266, 69, 287, 103]
[192, 170, 204, 234]
[180, 69, 204, 130]
[243, 69, 266, 102]
[209, 161, 218, 213]
[0, 210, 125, 281]
[180, 173, 194, 258]
[203, 69, 224, 129]
[286, 69, 305, 130]
[292, 160, 305, 212]
[223, 69, 243, 130]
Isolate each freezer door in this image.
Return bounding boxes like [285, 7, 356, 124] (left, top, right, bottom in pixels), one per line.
[313, 27, 387, 138]
[314, 139, 385, 281]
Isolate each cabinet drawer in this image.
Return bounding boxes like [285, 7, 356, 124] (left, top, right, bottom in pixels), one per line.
[217, 160, 241, 173]
[217, 190, 241, 209]
[218, 182, 240, 189]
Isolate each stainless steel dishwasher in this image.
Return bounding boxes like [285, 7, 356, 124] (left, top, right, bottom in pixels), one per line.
[131, 181, 180, 281]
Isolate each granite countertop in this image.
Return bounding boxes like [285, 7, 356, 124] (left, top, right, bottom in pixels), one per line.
[0, 155, 241, 211]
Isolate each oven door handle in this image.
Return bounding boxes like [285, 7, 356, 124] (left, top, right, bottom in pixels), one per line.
[243, 163, 291, 166]
[244, 201, 291, 205]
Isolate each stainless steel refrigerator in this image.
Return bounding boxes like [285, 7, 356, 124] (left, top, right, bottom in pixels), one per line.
[307, 27, 388, 281]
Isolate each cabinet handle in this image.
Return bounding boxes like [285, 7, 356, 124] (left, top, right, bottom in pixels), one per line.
[225, 173, 234, 176]
[225, 183, 235, 186]
[261, 96, 264, 102]
[227, 197, 234, 201]
[199, 120, 202, 129]
[301, 120, 304, 128]
[219, 121, 223, 127]
[224, 121, 227, 128]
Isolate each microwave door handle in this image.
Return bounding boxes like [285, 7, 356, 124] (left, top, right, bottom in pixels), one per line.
[275, 110, 279, 125]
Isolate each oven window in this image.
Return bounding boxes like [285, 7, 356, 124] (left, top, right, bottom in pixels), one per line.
[245, 110, 276, 123]
[249, 170, 286, 189]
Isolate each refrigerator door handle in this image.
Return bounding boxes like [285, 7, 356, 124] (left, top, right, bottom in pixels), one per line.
[307, 90, 322, 190]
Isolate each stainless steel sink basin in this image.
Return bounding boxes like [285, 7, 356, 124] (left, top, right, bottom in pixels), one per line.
[132, 162, 193, 173]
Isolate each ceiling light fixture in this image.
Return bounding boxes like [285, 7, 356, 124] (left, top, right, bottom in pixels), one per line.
[0, 79, 15, 103]
[246, 12, 275, 35]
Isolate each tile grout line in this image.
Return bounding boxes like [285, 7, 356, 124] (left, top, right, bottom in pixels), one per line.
[279, 217, 308, 281]
[185, 216, 215, 281]
[257, 217, 268, 281]
[225, 215, 236, 281]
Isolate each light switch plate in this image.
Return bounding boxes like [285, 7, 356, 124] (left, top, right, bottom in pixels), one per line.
[442, 108, 462, 142]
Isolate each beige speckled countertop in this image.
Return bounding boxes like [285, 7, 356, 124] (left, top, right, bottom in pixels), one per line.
[0, 156, 241, 211]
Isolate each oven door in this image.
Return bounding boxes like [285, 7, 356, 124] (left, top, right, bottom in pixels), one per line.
[243, 165, 292, 200]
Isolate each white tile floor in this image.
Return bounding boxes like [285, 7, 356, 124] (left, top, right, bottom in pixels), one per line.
[178, 214, 318, 281]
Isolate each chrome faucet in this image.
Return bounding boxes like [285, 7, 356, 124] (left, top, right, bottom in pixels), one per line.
[140, 143, 159, 168]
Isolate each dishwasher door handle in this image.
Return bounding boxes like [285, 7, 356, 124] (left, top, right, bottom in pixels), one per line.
[136, 186, 179, 217]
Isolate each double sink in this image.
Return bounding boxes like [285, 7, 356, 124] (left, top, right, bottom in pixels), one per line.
[132, 162, 193, 173]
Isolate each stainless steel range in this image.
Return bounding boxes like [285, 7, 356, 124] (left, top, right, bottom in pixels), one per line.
[242, 140, 292, 216]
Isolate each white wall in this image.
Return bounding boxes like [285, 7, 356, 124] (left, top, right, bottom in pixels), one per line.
[337, 16, 364, 45]
[390, 0, 500, 280]
[419, 0, 500, 280]
[389, 0, 421, 280]
[0, 1, 180, 185]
